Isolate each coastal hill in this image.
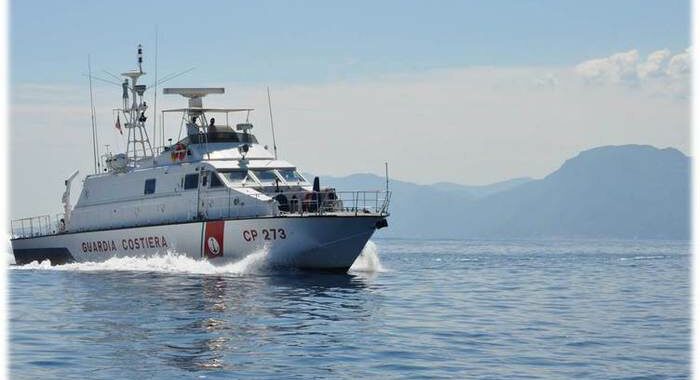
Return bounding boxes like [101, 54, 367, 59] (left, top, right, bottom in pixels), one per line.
[319, 145, 690, 240]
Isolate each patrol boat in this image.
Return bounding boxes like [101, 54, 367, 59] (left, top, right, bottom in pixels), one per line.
[10, 46, 390, 271]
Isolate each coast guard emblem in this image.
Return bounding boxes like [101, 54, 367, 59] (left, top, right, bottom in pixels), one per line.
[203, 221, 225, 258]
[207, 237, 220, 256]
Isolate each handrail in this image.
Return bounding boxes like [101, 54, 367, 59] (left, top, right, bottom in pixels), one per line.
[201, 189, 391, 219]
[10, 213, 65, 239]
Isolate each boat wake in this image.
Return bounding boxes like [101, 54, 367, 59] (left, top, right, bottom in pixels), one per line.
[10, 248, 271, 275]
[350, 241, 386, 273]
[9, 240, 385, 275]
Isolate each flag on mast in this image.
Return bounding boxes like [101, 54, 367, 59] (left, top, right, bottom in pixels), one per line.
[115, 114, 123, 135]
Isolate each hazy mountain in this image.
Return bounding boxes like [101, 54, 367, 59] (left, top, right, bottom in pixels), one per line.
[316, 145, 690, 240]
[311, 173, 533, 239]
[431, 177, 533, 198]
[315, 173, 532, 201]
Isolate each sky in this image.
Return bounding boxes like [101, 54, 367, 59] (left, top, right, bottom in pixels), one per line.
[8, 0, 691, 218]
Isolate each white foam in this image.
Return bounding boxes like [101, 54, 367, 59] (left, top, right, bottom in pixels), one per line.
[620, 255, 666, 261]
[10, 240, 386, 274]
[10, 248, 270, 275]
[349, 240, 386, 273]
[3, 232, 15, 265]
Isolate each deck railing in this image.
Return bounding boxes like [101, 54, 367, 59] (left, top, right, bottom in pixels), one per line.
[201, 189, 391, 220]
[260, 190, 391, 216]
[11, 213, 65, 239]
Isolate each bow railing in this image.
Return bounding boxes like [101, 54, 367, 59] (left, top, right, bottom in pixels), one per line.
[201, 189, 391, 219]
[11, 213, 65, 239]
[267, 190, 391, 216]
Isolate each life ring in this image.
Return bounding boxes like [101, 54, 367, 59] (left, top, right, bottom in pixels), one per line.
[170, 143, 187, 161]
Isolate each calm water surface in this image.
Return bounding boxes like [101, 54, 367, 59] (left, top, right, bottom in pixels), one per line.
[9, 239, 690, 379]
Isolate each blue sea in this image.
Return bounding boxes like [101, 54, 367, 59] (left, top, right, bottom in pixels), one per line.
[8, 239, 690, 379]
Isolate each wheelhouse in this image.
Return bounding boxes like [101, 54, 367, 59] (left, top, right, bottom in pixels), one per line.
[215, 168, 309, 189]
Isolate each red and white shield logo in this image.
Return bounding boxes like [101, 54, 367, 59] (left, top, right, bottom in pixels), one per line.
[203, 221, 225, 258]
[207, 237, 220, 255]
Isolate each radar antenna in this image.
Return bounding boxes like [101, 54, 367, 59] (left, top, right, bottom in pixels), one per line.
[163, 88, 225, 160]
[162, 87, 225, 124]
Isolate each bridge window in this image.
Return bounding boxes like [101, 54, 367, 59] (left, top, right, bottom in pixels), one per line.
[227, 171, 246, 182]
[278, 169, 305, 183]
[219, 170, 249, 186]
[251, 170, 279, 184]
[144, 179, 156, 194]
[184, 174, 198, 190]
[210, 173, 224, 188]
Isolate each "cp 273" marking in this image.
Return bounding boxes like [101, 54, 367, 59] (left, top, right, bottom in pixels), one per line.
[243, 228, 287, 242]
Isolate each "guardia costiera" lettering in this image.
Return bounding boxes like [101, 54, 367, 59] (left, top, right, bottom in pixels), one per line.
[81, 236, 169, 253]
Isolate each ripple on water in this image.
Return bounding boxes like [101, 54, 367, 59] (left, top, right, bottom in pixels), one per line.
[8, 239, 690, 379]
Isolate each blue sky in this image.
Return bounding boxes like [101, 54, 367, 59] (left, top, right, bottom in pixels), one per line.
[8, 1, 691, 217]
[11, 0, 689, 85]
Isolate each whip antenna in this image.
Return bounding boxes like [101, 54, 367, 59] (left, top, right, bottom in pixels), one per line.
[88, 55, 100, 174]
[267, 86, 278, 159]
[152, 26, 159, 147]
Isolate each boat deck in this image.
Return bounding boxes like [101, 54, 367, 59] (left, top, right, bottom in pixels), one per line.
[10, 190, 390, 239]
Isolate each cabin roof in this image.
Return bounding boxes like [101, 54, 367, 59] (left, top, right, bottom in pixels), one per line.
[161, 107, 254, 113]
[207, 159, 295, 170]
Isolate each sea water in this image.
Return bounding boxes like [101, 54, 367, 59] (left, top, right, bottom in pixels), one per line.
[8, 239, 689, 379]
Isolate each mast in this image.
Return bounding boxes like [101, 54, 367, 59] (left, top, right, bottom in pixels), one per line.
[121, 44, 154, 163]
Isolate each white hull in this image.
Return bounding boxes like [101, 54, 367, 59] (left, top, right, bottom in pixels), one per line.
[11, 216, 386, 271]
